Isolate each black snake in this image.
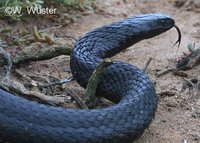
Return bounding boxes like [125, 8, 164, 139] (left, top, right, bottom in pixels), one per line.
[0, 13, 181, 143]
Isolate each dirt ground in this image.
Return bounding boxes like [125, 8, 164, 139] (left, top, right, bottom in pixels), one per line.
[0, 0, 200, 143]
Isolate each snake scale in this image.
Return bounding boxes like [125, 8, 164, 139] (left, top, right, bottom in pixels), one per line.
[0, 13, 181, 143]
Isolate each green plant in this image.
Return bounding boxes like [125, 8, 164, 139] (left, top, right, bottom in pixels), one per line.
[0, 0, 94, 20]
[47, 0, 94, 10]
[187, 42, 200, 54]
[0, 0, 43, 20]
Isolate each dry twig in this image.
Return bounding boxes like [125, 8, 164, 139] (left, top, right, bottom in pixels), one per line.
[143, 57, 153, 72]
[12, 42, 72, 65]
[65, 89, 88, 109]
[0, 78, 71, 106]
[85, 58, 113, 108]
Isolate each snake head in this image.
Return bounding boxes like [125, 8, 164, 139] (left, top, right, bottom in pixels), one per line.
[133, 13, 174, 34]
[133, 13, 181, 47]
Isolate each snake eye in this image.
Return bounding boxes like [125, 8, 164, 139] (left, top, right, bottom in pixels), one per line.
[159, 18, 174, 28]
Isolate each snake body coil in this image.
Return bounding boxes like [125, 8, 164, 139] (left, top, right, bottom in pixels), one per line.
[0, 14, 178, 143]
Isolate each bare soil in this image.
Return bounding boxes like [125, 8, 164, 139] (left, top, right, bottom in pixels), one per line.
[0, 0, 200, 143]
